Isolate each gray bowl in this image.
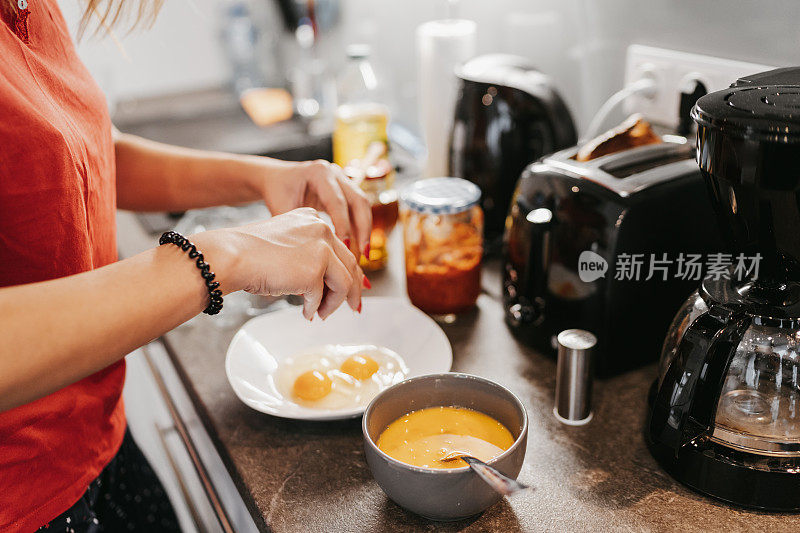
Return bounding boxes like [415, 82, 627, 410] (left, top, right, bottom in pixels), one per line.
[362, 373, 528, 521]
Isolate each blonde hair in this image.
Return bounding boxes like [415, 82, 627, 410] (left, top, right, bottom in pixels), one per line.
[4, 0, 163, 36]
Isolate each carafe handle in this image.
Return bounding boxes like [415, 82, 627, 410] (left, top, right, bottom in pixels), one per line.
[648, 305, 751, 455]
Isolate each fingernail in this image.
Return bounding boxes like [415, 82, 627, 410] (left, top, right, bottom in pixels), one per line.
[363, 275, 372, 289]
[364, 243, 371, 257]
[343, 238, 351, 249]
[357, 301, 362, 313]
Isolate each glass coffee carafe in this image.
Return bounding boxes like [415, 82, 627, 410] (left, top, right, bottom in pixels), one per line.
[713, 323, 800, 456]
[656, 285, 800, 458]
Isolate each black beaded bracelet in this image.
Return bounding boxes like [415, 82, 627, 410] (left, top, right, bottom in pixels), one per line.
[159, 231, 223, 315]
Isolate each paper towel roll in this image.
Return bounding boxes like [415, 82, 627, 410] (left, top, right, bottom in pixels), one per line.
[416, 19, 477, 177]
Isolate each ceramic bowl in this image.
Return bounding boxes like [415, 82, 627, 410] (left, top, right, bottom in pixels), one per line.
[362, 373, 528, 521]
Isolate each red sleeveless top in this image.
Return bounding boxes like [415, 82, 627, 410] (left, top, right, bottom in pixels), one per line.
[0, 2, 126, 531]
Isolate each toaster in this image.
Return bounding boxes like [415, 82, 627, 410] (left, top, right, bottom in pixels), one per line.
[502, 138, 722, 376]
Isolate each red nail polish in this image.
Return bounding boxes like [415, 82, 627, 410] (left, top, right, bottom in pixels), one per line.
[357, 301, 362, 313]
[343, 238, 351, 249]
[364, 243, 371, 257]
[363, 275, 372, 289]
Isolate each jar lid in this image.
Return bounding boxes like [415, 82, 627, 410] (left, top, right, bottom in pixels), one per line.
[401, 177, 481, 214]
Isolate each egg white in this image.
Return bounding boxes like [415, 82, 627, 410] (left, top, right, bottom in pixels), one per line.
[274, 344, 408, 410]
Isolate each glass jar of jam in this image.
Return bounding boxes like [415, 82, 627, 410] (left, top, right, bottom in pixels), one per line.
[400, 178, 483, 315]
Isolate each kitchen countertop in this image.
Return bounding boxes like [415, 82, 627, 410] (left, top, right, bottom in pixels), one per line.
[116, 211, 800, 533]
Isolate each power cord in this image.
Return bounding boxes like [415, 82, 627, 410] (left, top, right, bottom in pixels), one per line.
[581, 77, 658, 142]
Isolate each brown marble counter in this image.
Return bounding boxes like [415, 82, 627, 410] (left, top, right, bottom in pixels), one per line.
[131, 221, 800, 533]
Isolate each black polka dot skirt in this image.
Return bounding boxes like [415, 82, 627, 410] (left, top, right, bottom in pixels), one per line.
[37, 429, 180, 532]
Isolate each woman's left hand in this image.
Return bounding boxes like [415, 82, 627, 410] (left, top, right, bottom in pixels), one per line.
[247, 158, 372, 257]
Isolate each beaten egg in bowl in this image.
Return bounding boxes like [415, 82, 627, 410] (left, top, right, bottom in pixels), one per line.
[376, 406, 515, 469]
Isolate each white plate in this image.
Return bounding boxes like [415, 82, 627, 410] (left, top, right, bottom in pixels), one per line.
[225, 296, 453, 421]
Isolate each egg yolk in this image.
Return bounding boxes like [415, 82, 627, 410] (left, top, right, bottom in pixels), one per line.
[292, 370, 332, 401]
[340, 355, 379, 380]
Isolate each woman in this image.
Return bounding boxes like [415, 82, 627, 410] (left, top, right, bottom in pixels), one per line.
[0, 0, 372, 531]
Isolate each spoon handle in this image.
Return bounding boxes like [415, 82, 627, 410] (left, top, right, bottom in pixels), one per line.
[460, 456, 530, 496]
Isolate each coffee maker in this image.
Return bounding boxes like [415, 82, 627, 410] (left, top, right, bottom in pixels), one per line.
[647, 67, 800, 510]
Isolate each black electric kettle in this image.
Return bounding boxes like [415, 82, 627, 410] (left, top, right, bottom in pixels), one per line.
[449, 54, 577, 251]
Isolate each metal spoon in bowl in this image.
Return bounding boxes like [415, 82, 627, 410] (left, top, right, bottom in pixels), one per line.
[438, 451, 530, 496]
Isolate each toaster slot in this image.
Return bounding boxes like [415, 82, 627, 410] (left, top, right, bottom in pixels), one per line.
[601, 150, 692, 179]
[542, 139, 699, 197]
[599, 142, 694, 179]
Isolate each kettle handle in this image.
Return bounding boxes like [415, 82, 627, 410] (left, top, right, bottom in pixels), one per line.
[648, 305, 751, 456]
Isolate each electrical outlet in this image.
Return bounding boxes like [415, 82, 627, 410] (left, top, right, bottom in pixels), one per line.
[624, 45, 774, 129]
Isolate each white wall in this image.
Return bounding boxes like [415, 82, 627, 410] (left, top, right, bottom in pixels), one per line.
[337, 0, 800, 131]
[62, 0, 800, 130]
[59, 0, 231, 103]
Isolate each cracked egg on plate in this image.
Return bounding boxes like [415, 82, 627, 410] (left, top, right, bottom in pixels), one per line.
[225, 297, 452, 421]
[275, 344, 408, 409]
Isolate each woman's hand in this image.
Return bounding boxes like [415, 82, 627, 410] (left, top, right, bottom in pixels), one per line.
[114, 134, 372, 256]
[194, 208, 365, 320]
[246, 159, 373, 258]
[115, 134, 373, 253]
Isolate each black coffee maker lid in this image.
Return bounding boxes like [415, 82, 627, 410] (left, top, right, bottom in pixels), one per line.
[692, 67, 800, 142]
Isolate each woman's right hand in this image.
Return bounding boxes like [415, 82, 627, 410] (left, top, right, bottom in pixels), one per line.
[193, 208, 365, 320]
